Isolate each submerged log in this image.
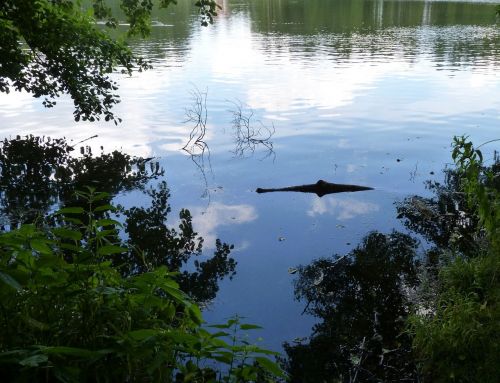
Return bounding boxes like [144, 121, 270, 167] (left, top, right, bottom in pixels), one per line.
[256, 179, 373, 197]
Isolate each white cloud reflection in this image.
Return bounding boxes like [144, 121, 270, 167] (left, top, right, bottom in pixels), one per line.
[189, 202, 258, 249]
[307, 196, 379, 220]
[1, 14, 498, 158]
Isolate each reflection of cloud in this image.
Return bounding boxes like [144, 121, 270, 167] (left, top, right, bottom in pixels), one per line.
[346, 164, 358, 173]
[190, 202, 258, 248]
[233, 240, 251, 253]
[308, 197, 379, 220]
[203, 16, 408, 116]
[337, 139, 352, 149]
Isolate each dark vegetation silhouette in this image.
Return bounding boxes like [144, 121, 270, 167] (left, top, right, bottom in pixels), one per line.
[283, 232, 420, 382]
[0, 135, 235, 303]
[283, 144, 499, 382]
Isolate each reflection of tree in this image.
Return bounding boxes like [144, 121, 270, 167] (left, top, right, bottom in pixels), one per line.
[0, 135, 235, 303]
[284, 232, 420, 382]
[120, 181, 236, 302]
[284, 156, 499, 381]
[250, 0, 498, 33]
[249, 0, 500, 69]
[0, 135, 162, 227]
[396, 156, 500, 255]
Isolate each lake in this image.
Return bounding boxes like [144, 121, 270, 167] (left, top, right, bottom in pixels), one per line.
[0, 0, 499, 359]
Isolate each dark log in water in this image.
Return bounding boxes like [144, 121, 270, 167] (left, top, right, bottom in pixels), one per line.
[256, 179, 373, 197]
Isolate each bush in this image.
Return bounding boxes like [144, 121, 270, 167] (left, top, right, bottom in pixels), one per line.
[409, 137, 500, 382]
[0, 189, 284, 382]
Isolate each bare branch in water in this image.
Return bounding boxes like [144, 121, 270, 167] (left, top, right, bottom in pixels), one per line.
[182, 87, 213, 200]
[183, 87, 209, 155]
[228, 100, 275, 160]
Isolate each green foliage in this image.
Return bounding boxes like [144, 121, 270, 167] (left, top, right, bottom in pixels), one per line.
[409, 251, 500, 382]
[451, 136, 500, 250]
[0, 0, 219, 122]
[178, 316, 286, 382]
[409, 137, 500, 383]
[0, 189, 284, 382]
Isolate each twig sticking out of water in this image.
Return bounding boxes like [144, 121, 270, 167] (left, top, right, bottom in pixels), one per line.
[182, 87, 213, 200]
[409, 162, 419, 182]
[228, 100, 275, 160]
[183, 87, 209, 156]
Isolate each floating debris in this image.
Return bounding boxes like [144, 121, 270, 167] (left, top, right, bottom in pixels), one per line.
[257, 180, 373, 197]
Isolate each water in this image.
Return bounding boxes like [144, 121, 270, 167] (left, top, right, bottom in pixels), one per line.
[0, 0, 499, 356]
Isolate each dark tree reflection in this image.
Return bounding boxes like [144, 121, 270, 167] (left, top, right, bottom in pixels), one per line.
[0, 135, 162, 227]
[120, 181, 235, 302]
[284, 155, 500, 381]
[397, 169, 480, 254]
[0, 135, 235, 303]
[396, 155, 499, 256]
[284, 232, 420, 382]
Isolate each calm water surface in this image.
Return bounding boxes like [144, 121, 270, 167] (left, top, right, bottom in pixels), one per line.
[1, 0, 499, 351]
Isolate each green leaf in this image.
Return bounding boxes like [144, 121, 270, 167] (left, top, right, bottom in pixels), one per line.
[91, 192, 110, 202]
[0, 271, 22, 291]
[25, 316, 49, 330]
[59, 243, 84, 253]
[161, 285, 187, 302]
[166, 331, 199, 345]
[210, 331, 230, 338]
[255, 357, 285, 377]
[30, 239, 52, 254]
[188, 304, 203, 325]
[19, 353, 48, 367]
[212, 354, 233, 364]
[97, 245, 127, 255]
[94, 204, 116, 212]
[56, 207, 85, 215]
[208, 323, 231, 329]
[52, 228, 82, 241]
[240, 324, 263, 330]
[95, 218, 122, 228]
[127, 329, 158, 341]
